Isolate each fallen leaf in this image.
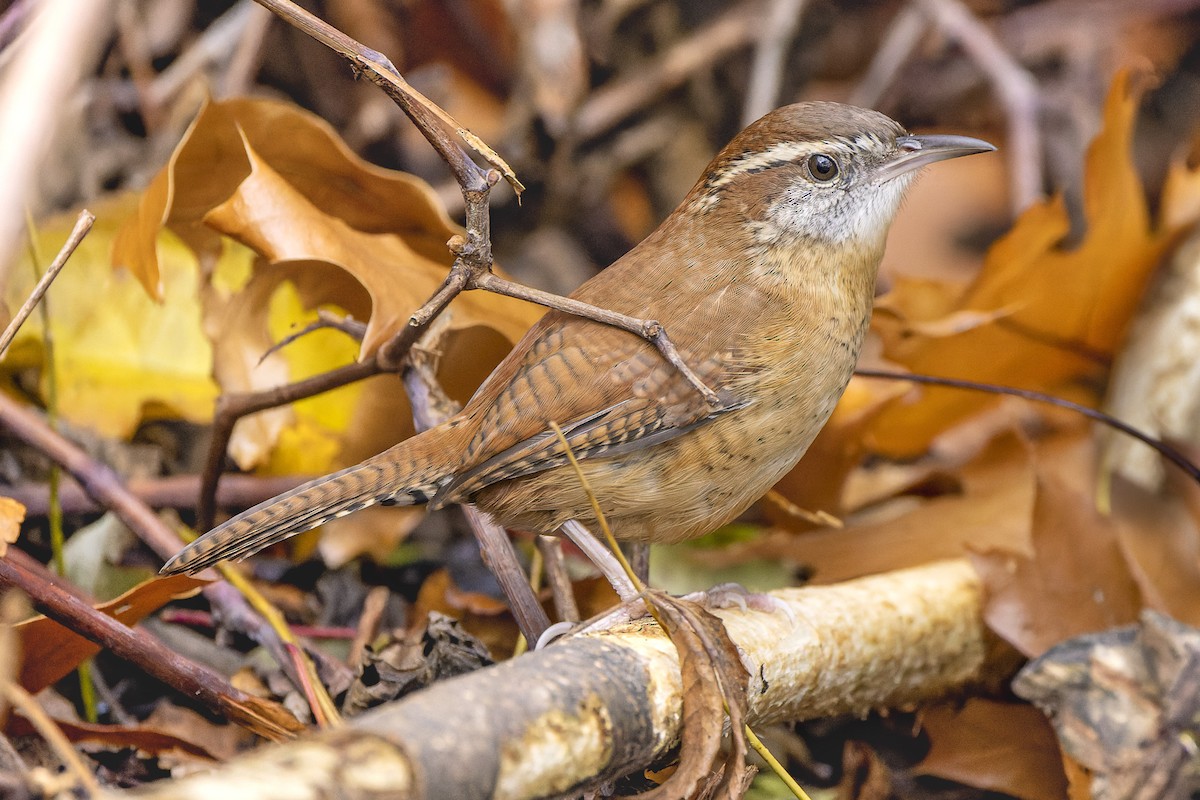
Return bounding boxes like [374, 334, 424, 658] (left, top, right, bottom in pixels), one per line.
[971, 462, 1142, 658]
[916, 699, 1068, 800]
[0, 498, 24, 557]
[203, 132, 535, 358]
[17, 572, 206, 693]
[2, 195, 220, 437]
[5, 713, 223, 760]
[868, 70, 1200, 457]
[62, 512, 144, 602]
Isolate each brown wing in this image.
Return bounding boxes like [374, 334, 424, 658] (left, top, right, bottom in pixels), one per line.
[433, 310, 749, 506]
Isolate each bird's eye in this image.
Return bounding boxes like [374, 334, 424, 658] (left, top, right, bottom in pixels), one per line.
[807, 153, 839, 182]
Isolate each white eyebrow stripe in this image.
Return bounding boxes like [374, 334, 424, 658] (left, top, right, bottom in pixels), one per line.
[705, 141, 819, 190]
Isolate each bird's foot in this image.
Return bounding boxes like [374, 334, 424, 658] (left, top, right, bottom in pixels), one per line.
[683, 582, 796, 624]
[540, 583, 791, 647]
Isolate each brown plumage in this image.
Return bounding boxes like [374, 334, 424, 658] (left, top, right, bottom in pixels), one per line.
[162, 102, 993, 576]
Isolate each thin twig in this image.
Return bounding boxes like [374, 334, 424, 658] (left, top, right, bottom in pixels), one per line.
[198, 358, 379, 530]
[0, 210, 93, 360]
[849, 4, 927, 109]
[0, 0, 36, 52]
[0, 391, 181, 558]
[0, 556, 300, 740]
[402, 350, 552, 644]
[6, 473, 309, 516]
[257, 310, 367, 366]
[347, 586, 390, 670]
[853, 368, 1200, 484]
[475, 272, 725, 408]
[537, 535, 580, 623]
[741, 0, 808, 126]
[162, 608, 358, 641]
[913, 0, 1043, 214]
[221, 1, 273, 96]
[148, 0, 262, 109]
[574, 2, 762, 140]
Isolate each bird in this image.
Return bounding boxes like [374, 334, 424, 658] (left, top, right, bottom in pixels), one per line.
[162, 101, 993, 578]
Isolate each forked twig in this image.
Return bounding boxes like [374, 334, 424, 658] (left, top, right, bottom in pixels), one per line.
[199, 0, 729, 526]
[198, 358, 379, 530]
[474, 272, 723, 407]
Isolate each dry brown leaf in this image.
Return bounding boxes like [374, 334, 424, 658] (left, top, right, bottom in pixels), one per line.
[916, 699, 1068, 800]
[835, 740, 892, 800]
[115, 96, 463, 299]
[17, 573, 206, 693]
[203, 133, 535, 357]
[971, 466, 1143, 658]
[637, 593, 748, 800]
[1110, 476, 1200, 627]
[710, 431, 1037, 584]
[867, 70, 1200, 457]
[5, 713, 224, 760]
[0, 498, 24, 557]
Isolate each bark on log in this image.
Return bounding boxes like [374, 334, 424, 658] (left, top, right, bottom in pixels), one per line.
[115, 559, 997, 800]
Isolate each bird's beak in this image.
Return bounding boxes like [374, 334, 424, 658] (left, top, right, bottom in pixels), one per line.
[876, 133, 996, 182]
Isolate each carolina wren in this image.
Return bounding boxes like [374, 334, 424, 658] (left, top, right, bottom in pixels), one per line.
[163, 102, 993, 576]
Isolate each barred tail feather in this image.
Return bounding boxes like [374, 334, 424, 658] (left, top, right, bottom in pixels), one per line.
[161, 446, 445, 576]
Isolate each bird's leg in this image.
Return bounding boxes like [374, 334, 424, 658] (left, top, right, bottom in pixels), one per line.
[536, 535, 580, 623]
[623, 542, 651, 586]
[559, 520, 638, 602]
[402, 348, 552, 644]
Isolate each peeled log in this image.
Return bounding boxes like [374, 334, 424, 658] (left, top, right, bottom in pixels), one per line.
[116, 559, 997, 800]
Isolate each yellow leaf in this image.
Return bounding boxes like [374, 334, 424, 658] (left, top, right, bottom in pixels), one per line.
[112, 95, 544, 566]
[3, 195, 220, 437]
